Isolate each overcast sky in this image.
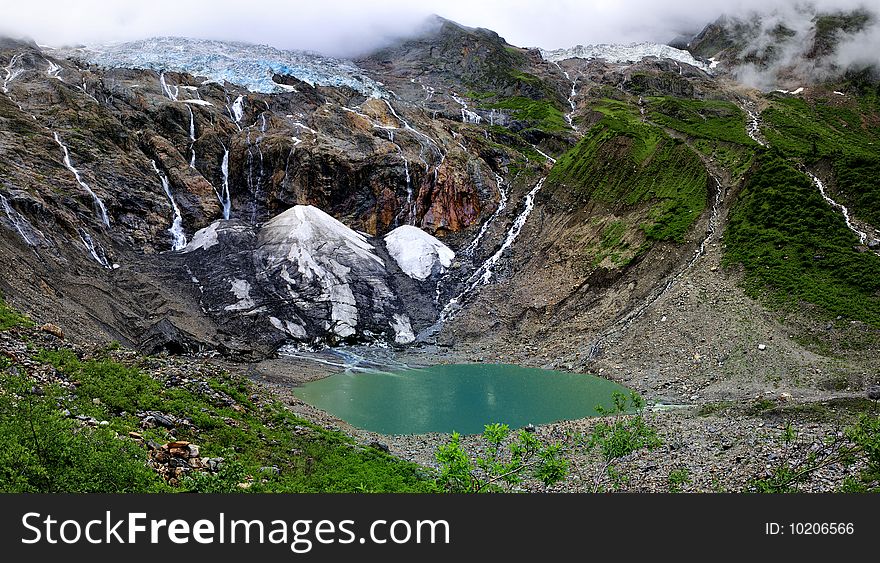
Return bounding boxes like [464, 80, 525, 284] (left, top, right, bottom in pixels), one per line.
[0, 0, 872, 57]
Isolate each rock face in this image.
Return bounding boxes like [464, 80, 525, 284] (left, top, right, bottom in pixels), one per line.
[9, 13, 862, 359]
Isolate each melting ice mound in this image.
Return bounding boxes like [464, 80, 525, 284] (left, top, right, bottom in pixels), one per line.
[68, 37, 385, 96]
[181, 205, 422, 347]
[384, 225, 454, 281]
[258, 205, 391, 340]
[540, 42, 710, 72]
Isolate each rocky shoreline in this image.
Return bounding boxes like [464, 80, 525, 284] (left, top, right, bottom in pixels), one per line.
[242, 349, 874, 493]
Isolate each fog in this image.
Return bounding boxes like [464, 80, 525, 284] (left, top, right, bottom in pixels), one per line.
[0, 0, 876, 63]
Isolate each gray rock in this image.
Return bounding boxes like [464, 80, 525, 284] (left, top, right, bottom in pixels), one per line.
[867, 385, 880, 400]
[369, 441, 391, 453]
[152, 413, 176, 429]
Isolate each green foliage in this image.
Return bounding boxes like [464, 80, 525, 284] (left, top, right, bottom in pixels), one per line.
[667, 467, 691, 492]
[435, 423, 568, 493]
[0, 372, 168, 493]
[648, 97, 756, 146]
[36, 349, 161, 414]
[0, 293, 32, 330]
[761, 96, 880, 160]
[844, 412, 880, 491]
[723, 153, 880, 326]
[180, 456, 248, 493]
[745, 415, 880, 493]
[831, 155, 880, 226]
[549, 100, 708, 243]
[486, 96, 568, 132]
[4, 345, 435, 492]
[589, 392, 661, 461]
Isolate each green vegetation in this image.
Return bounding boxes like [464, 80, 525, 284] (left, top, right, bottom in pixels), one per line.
[549, 99, 708, 243]
[485, 96, 568, 132]
[748, 413, 880, 493]
[564, 391, 661, 492]
[761, 96, 880, 160]
[2, 340, 436, 492]
[832, 156, 880, 226]
[0, 292, 32, 330]
[723, 153, 880, 326]
[435, 423, 567, 493]
[648, 97, 756, 146]
[668, 467, 691, 493]
[0, 371, 169, 493]
[588, 392, 661, 461]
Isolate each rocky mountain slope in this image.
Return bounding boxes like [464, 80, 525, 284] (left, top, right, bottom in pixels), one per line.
[1, 11, 879, 409]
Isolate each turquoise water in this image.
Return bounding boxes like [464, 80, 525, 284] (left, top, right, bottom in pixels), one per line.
[292, 363, 631, 435]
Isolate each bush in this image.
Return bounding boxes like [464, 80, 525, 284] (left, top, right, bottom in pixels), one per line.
[589, 392, 662, 461]
[435, 423, 568, 493]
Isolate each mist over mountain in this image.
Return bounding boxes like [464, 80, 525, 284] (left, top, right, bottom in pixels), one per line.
[687, 3, 880, 89]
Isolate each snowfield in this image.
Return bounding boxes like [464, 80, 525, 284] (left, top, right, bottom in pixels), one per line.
[540, 42, 711, 72]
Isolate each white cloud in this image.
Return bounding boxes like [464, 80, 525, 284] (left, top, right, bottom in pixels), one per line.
[0, 0, 876, 58]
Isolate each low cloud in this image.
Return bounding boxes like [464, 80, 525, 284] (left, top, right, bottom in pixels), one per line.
[0, 0, 877, 65]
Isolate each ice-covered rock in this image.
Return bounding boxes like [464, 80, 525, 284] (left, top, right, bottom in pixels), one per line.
[181, 206, 412, 348]
[258, 205, 388, 339]
[183, 221, 222, 253]
[540, 42, 710, 72]
[384, 225, 454, 281]
[66, 37, 385, 96]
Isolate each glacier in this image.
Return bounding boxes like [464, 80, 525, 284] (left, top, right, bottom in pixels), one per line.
[540, 42, 711, 72]
[63, 37, 386, 96]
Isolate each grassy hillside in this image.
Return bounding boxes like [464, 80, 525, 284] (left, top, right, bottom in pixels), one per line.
[0, 294, 435, 493]
[761, 95, 880, 159]
[548, 99, 708, 243]
[722, 154, 880, 326]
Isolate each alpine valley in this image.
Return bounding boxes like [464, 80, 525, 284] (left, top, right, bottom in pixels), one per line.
[2, 6, 880, 493]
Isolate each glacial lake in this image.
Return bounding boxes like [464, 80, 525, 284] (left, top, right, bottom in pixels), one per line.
[292, 363, 632, 435]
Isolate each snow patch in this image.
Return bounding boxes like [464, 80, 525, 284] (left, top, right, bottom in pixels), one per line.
[540, 42, 711, 72]
[384, 225, 454, 281]
[183, 221, 221, 252]
[260, 205, 386, 338]
[182, 98, 213, 106]
[224, 279, 255, 311]
[390, 314, 415, 344]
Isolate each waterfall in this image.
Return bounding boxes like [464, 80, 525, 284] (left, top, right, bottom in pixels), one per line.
[451, 93, 482, 124]
[0, 194, 35, 246]
[807, 172, 868, 245]
[742, 102, 767, 147]
[159, 71, 178, 101]
[552, 62, 579, 131]
[532, 146, 557, 164]
[151, 161, 188, 250]
[441, 177, 546, 321]
[383, 99, 444, 166]
[53, 132, 110, 227]
[231, 95, 245, 124]
[187, 105, 197, 168]
[45, 59, 63, 80]
[2, 53, 23, 93]
[77, 228, 111, 269]
[220, 146, 232, 220]
[462, 173, 509, 256]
